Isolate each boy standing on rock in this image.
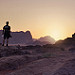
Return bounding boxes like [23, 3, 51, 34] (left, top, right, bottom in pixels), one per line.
[2, 21, 11, 46]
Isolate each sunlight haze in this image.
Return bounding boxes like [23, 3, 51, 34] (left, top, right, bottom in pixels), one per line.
[0, 0, 75, 40]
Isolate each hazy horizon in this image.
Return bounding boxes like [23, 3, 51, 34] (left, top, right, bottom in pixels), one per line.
[0, 0, 75, 40]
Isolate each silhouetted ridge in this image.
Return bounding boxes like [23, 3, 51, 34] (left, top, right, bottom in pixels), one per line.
[24, 31, 33, 43]
[72, 33, 75, 39]
[38, 36, 55, 44]
[55, 33, 75, 46]
[9, 31, 33, 44]
[0, 30, 55, 45]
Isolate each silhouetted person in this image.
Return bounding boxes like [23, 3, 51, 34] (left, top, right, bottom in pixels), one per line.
[2, 21, 11, 46]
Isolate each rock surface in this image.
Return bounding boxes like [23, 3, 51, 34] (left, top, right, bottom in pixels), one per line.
[0, 45, 75, 75]
[0, 30, 55, 45]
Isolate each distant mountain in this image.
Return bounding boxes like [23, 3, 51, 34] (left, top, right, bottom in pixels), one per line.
[38, 36, 55, 44]
[0, 30, 55, 45]
[31, 36, 55, 45]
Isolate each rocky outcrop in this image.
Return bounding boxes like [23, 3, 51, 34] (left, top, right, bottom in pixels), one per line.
[38, 36, 55, 44]
[55, 33, 75, 47]
[0, 30, 33, 44]
[0, 30, 55, 45]
[31, 36, 55, 45]
[10, 31, 33, 44]
[72, 33, 75, 39]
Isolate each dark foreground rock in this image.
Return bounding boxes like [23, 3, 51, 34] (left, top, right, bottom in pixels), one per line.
[0, 55, 40, 71]
[53, 59, 75, 75]
[0, 45, 75, 75]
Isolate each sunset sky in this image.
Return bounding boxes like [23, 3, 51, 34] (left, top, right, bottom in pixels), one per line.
[0, 0, 75, 40]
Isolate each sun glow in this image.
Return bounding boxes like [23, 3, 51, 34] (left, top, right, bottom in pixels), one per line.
[51, 30, 62, 41]
[46, 23, 65, 41]
[0, 0, 75, 41]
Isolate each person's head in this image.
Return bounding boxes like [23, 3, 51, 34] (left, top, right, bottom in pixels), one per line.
[6, 21, 9, 25]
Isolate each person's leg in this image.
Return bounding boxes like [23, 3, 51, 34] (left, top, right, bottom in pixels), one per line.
[2, 35, 6, 46]
[6, 38, 8, 46]
[2, 39, 5, 46]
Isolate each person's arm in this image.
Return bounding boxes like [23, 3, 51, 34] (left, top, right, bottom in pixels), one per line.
[8, 26, 11, 36]
[2, 26, 5, 34]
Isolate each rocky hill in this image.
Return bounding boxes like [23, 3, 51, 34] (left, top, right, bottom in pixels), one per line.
[0, 30, 33, 44]
[55, 33, 75, 47]
[0, 30, 55, 45]
[38, 36, 55, 44]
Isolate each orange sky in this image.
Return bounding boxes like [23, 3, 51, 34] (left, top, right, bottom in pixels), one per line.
[0, 0, 75, 40]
